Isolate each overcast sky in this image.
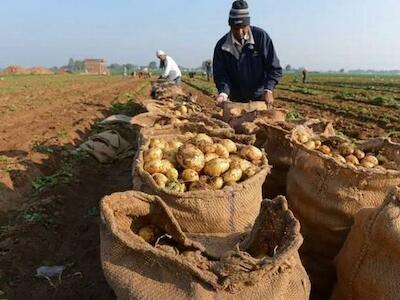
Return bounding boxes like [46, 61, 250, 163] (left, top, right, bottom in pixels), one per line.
[1, 0, 400, 71]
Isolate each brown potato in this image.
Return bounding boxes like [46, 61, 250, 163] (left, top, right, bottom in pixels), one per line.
[209, 177, 224, 190]
[354, 149, 366, 160]
[144, 148, 163, 162]
[138, 225, 157, 244]
[197, 140, 217, 154]
[338, 143, 355, 156]
[166, 168, 179, 180]
[304, 141, 316, 150]
[191, 133, 213, 145]
[362, 155, 379, 167]
[319, 145, 331, 155]
[205, 153, 219, 162]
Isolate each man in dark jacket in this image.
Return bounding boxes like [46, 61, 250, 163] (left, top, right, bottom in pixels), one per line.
[213, 0, 282, 106]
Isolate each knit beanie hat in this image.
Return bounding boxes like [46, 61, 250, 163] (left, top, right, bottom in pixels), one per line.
[229, 0, 250, 26]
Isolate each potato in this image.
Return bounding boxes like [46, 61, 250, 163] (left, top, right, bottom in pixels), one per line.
[243, 165, 259, 179]
[179, 105, 188, 114]
[333, 154, 346, 164]
[297, 132, 309, 144]
[319, 145, 331, 155]
[138, 225, 157, 244]
[361, 155, 379, 167]
[252, 160, 263, 166]
[152, 173, 168, 187]
[144, 148, 163, 162]
[166, 168, 179, 180]
[205, 153, 219, 162]
[230, 158, 253, 172]
[181, 169, 199, 182]
[175, 111, 182, 116]
[165, 180, 184, 193]
[149, 139, 166, 150]
[191, 133, 213, 145]
[166, 141, 183, 152]
[354, 149, 366, 160]
[223, 168, 243, 183]
[209, 177, 224, 190]
[176, 144, 205, 172]
[215, 144, 230, 159]
[220, 139, 237, 153]
[315, 140, 322, 149]
[163, 150, 178, 166]
[240, 145, 263, 161]
[361, 161, 375, 168]
[144, 160, 164, 174]
[197, 140, 217, 154]
[304, 140, 316, 150]
[338, 143, 355, 156]
[204, 158, 230, 177]
[346, 155, 360, 165]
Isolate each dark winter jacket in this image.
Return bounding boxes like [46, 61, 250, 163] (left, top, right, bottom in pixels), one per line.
[213, 26, 282, 102]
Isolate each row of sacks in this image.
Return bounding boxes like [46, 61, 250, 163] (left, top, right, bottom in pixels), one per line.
[222, 102, 400, 299]
[100, 93, 313, 298]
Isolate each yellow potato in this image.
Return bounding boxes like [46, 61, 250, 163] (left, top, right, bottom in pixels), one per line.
[138, 225, 157, 244]
[152, 173, 168, 187]
[319, 145, 331, 155]
[243, 165, 259, 179]
[179, 105, 188, 114]
[204, 158, 230, 177]
[205, 153, 219, 162]
[175, 111, 182, 116]
[165, 180, 184, 193]
[215, 144, 230, 158]
[220, 139, 237, 153]
[361, 155, 379, 167]
[346, 155, 360, 165]
[240, 145, 263, 161]
[176, 144, 205, 172]
[144, 148, 163, 163]
[296, 132, 310, 144]
[144, 160, 164, 174]
[191, 133, 213, 145]
[361, 161, 375, 168]
[166, 168, 179, 180]
[209, 177, 224, 190]
[333, 154, 347, 164]
[181, 169, 200, 182]
[223, 168, 243, 183]
[354, 149, 366, 160]
[197, 140, 217, 154]
[338, 143, 355, 156]
[315, 140, 322, 149]
[149, 139, 166, 150]
[304, 141, 316, 150]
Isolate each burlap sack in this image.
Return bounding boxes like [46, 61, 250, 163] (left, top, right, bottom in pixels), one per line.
[287, 135, 400, 298]
[258, 119, 334, 199]
[133, 134, 270, 233]
[331, 187, 400, 300]
[100, 191, 311, 300]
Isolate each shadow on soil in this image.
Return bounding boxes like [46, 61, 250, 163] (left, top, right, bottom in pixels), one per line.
[0, 97, 146, 299]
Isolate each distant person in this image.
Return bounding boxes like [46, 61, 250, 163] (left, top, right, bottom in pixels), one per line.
[205, 60, 212, 82]
[302, 68, 308, 84]
[156, 50, 182, 85]
[213, 0, 282, 106]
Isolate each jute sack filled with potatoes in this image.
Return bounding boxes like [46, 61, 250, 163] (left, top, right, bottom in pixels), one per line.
[287, 125, 400, 298]
[133, 133, 271, 233]
[100, 191, 310, 300]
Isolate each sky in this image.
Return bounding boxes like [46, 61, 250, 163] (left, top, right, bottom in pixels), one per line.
[1, 0, 400, 71]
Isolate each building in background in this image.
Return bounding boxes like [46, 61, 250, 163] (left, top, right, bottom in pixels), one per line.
[83, 59, 109, 75]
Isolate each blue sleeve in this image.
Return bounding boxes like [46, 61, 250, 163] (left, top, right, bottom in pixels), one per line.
[262, 34, 282, 91]
[213, 44, 231, 96]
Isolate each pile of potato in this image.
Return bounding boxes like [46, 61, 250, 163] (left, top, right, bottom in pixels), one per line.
[165, 101, 202, 117]
[295, 131, 399, 171]
[143, 133, 265, 192]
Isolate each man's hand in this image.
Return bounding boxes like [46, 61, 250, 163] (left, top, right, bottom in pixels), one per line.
[264, 90, 274, 109]
[216, 93, 228, 108]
